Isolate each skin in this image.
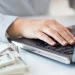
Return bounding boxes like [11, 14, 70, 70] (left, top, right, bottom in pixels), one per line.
[7, 18, 75, 46]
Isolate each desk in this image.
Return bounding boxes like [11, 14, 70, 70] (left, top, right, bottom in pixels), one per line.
[20, 16, 75, 75]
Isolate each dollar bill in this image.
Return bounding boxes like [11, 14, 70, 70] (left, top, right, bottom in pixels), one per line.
[0, 43, 28, 75]
[0, 56, 28, 75]
[0, 51, 16, 67]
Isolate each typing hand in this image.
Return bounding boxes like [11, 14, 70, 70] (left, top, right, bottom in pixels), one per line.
[7, 18, 75, 46]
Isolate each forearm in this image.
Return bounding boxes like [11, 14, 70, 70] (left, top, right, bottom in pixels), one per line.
[7, 18, 39, 37]
[7, 18, 22, 37]
[0, 13, 17, 42]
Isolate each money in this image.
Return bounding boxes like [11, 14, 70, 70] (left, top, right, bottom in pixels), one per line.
[0, 57, 28, 75]
[0, 43, 10, 53]
[0, 43, 28, 75]
[0, 51, 15, 67]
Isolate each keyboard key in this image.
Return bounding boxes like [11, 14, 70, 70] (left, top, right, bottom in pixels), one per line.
[33, 39, 74, 55]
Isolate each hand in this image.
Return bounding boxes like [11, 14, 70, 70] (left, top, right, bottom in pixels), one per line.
[7, 18, 75, 46]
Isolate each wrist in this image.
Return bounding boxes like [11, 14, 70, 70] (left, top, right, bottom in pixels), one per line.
[7, 18, 24, 37]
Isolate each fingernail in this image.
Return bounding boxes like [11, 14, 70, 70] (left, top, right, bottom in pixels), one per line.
[70, 27, 72, 29]
[63, 41, 67, 45]
[51, 42, 56, 45]
[70, 40, 74, 44]
[74, 38, 75, 40]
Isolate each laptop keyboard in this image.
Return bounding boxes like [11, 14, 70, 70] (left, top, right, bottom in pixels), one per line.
[33, 39, 74, 55]
[8, 37, 74, 55]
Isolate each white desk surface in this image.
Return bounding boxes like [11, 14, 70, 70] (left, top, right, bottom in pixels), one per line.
[20, 16, 75, 75]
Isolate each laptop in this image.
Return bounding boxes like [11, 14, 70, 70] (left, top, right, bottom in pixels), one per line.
[8, 25, 75, 64]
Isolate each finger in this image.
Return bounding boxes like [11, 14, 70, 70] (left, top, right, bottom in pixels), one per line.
[55, 21, 74, 38]
[55, 21, 75, 41]
[51, 25, 75, 45]
[41, 26, 67, 46]
[36, 31, 56, 46]
[66, 26, 72, 31]
[64, 26, 74, 38]
[53, 20, 72, 30]
[54, 21, 75, 44]
[64, 26, 75, 39]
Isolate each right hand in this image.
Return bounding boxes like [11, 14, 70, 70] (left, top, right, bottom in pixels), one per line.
[7, 18, 75, 46]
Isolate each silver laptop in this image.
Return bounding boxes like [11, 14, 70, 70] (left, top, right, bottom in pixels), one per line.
[9, 25, 75, 64]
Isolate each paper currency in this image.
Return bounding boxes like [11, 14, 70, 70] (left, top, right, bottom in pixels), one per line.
[0, 57, 28, 75]
[0, 51, 15, 67]
[0, 43, 28, 75]
[0, 43, 10, 53]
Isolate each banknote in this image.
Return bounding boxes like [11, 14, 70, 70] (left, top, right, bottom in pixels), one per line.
[0, 51, 15, 67]
[0, 57, 28, 75]
[0, 43, 10, 53]
[0, 43, 28, 75]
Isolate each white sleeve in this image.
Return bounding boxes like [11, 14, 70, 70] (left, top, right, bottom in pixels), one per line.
[0, 13, 17, 43]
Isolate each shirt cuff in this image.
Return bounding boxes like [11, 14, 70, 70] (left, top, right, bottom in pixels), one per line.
[0, 15, 17, 43]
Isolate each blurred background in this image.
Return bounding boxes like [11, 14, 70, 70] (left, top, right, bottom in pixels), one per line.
[49, 0, 75, 16]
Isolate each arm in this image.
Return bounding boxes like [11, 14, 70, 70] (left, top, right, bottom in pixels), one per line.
[0, 13, 17, 43]
[7, 18, 75, 46]
[0, 13, 74, 46]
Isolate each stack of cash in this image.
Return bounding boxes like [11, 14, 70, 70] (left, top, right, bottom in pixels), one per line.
[0, 43, 28, 75]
